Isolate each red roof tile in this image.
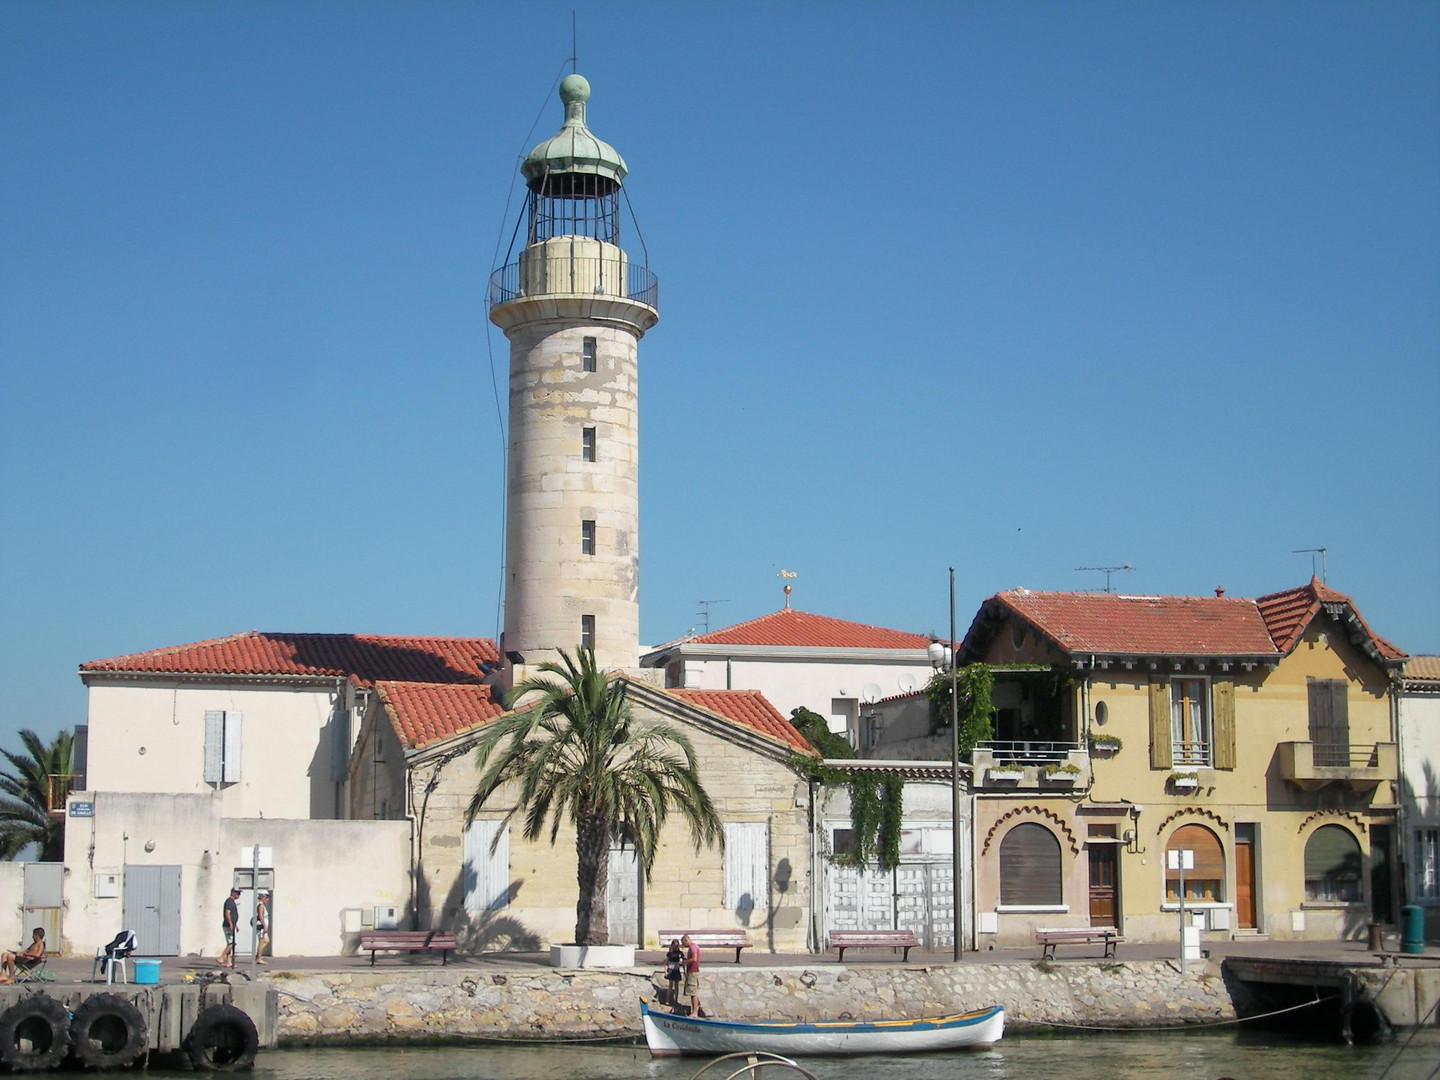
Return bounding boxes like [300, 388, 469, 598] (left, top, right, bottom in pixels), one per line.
[1256, 578, 1406, 660]
[80, 631, 498, 687]
[376, 681, 507, 750]
[1404, 656, 1440, 684]
[693, 609, 929, 650]
[666, 688, 813, 752]
[979, 590, 1278, 657]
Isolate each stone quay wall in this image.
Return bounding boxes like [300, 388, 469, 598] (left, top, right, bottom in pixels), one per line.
[271, 960, 1250, 1044]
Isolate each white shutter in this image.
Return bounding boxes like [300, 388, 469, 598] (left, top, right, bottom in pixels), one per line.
[464, 820, 510, 913]
[204, 711, 224, 783]
[723, 822, 768, 912]
[222, 711, 242, 782]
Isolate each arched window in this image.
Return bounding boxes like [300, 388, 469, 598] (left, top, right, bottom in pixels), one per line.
[1305, 825, 1363, 902]
[1165, 824, 1224, 902]
[999, 823, 1062, 906]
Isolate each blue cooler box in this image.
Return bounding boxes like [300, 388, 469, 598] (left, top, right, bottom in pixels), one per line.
[133, 959, 160, 984]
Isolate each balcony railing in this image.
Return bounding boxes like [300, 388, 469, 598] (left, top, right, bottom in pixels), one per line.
[971, 744, 1091, 790]
[1172, 740, 1212, 767]
[488, 257, 659, 310]
[1278, 741, 1397, 792]
[977, 740, 1081, 765]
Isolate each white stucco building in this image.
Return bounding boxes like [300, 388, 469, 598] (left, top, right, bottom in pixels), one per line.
[1401, 655, 1440, 938]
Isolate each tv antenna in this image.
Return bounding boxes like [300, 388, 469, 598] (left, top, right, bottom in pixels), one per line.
[1076, 564, 1134, 593]
[1292, 547, 1328, 584]
[695, 599, 729, 634]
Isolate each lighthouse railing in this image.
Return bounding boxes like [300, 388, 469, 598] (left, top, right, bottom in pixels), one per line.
[489, 258, 658, 311]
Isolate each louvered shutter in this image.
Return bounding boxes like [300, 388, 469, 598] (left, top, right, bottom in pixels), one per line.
[222, 711, 242, 782]
[723, 822, 767, 912]
[1149, 680, 1172, 769]
[1308, 680, 1350, 765]
[204, 711, 225, 782]
[1212, 680, 1236, 770]
[999, 823, 1062, 906]
[463, 819, 510, 912]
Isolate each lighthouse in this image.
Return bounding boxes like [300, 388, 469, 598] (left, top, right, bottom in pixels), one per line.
[489, 74, 658, 684]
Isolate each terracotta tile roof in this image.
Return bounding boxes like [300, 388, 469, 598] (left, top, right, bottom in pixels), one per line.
[693, 609, 929, 650]
[376, 681, 508, 750]
[980, 590, 1278, 657]
[1403, 656, 1440, 684]
[1256, 578, 1406, 660]
[79, 631, 498, 687]
[666, 688, 813, 752]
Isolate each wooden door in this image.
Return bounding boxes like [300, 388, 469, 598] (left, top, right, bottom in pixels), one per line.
[1236, 836, 1256, 929]
[1088, 844, 1118, 926]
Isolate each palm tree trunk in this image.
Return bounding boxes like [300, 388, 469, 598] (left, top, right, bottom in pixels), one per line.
[575, 812, 610, 946]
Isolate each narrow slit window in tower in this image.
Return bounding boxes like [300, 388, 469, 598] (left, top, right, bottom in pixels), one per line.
[581, 519, 596, 555]
[582, 337, 597, 372]
[581, 615, 596, 650]
[582, 426, 597, 462]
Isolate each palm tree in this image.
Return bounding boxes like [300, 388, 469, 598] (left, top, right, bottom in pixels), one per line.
[466, 646, 721, 946]
[0, 728, 76, 861]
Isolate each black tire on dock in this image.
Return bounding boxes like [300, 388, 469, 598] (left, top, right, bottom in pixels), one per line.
[0, 994, 71, 1072]
[184, 1004, 258, 1072]
[69, 993, 149, 1070]
[1341, 998, 1391, 1045]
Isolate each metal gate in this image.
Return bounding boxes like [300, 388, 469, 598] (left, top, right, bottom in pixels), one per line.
[824, 860, 954, 951]
[22, 863, 64, 948]
[122, 865, 182, 956]
[606, 845, 641, 945]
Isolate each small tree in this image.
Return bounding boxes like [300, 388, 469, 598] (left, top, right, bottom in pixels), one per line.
[466, 647, 722, 946]
[0, 729, 76, 861]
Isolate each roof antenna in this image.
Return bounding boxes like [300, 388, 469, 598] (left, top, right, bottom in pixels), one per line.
[1076, 564, 1133, 594]
[570, 11, 578, 74]
[778, 569, 797, 609]
[1292, 547, 1327, 584]
[695, 600, 730, 634]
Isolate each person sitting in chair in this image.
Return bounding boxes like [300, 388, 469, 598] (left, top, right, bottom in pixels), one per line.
[1, 927, 46, 980]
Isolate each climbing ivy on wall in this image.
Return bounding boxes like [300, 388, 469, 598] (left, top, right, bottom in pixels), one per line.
[924, 662, 996, 754]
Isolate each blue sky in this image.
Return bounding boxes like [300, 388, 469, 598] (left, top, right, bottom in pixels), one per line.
[2, 0, 1437, 748]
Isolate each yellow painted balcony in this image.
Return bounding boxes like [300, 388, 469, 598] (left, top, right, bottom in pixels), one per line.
[1277, 741, 1397, 793]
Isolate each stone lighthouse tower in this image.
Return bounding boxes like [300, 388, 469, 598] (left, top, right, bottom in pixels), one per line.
[489, 74, 658, 683]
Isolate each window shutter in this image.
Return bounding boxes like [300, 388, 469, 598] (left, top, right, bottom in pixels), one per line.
[1149, 680, 1172, 769]
[463, 819, 510, 912]
[222, 711, 242, 782]
[723, 822, 768, 912]
[1168, 824, 1225, 881]
[204, 711, 224, 783]
[1212, 680, 1236, 770]
[999, 823, 1062, 906]
[1308, 680, 1350, 764]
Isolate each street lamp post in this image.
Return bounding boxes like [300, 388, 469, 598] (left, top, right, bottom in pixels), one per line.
[929, 567, 963, 962]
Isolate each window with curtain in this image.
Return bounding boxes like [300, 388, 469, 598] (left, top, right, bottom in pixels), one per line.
[1170, 680, 1211, 766]
[1304, 824, 1362, 902]
[999, 823, 1062, 906]
[1165, 824, 1224, 902]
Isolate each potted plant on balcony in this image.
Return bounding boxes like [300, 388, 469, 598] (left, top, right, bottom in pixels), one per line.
[1088, 733, 1122, 755]
[987, 764, 1025, 783]
[1169, 769, 1201, 791]
[1041, 762, 1082, 785]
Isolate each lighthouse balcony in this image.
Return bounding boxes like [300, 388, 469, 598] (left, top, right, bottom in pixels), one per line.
[489, 255, 658, 311]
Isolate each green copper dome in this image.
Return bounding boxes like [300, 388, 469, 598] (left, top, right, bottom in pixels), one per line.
[521, 74, 628, 192]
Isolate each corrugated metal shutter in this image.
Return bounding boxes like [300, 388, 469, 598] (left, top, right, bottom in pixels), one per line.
[998, 823, 1062, 906]
[464, 819, 510, 913]
[222, 711, 242, 782]
[1149, 680, 1172, 769]
[204, 711, 225, 783]
[1212, 680, 1236, 770]
[723, 822, 768, 912]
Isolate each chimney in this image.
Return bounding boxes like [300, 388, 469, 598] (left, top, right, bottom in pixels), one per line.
[1214, 586, 1226, 597]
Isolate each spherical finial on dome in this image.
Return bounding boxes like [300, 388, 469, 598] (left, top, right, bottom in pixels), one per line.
[559, 74, 591, 105]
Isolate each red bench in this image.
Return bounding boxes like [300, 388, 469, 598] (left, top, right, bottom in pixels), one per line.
[827, 929, 920, 963]
[358, 930, 457, 965]
[656, 930, 751, 963]
[1035, 926, 1121, 960]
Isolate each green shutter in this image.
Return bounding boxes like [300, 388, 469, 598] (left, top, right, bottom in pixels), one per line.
[1149, 680, 1172, 769]
[1212, 680, 1236, 770]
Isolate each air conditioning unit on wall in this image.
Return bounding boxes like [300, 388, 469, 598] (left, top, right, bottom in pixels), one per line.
[374, 906, 400, 930]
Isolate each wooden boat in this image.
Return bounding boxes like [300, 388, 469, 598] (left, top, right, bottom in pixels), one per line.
[640, 998, 1004, 1057]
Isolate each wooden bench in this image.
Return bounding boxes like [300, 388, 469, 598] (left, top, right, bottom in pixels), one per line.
[656, 930, 751, 963]
[827, 929, 920, 963]
[358, 930, 457, 965]
[1035, 926, 1121, 960]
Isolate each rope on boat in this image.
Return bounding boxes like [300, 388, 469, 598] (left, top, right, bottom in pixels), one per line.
[1033, 990, 1330, 1032]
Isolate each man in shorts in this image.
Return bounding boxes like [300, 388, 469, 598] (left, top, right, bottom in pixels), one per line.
[681, 933, 707, 1018]
[219, 888, 240, 968]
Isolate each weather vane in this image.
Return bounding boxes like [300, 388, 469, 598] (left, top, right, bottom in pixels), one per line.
[778, 569, 797, 609]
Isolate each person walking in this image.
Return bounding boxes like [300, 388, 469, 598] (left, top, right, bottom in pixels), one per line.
[255, 891, 271, 964]
[219, 887, 240, 968]
[681, 933, 707, 1018]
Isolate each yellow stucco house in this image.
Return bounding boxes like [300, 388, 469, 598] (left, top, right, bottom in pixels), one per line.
[958, 578, 1407, 946]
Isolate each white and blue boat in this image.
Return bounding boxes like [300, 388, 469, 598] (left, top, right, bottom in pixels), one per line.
[640, 998, 1005, 1057]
